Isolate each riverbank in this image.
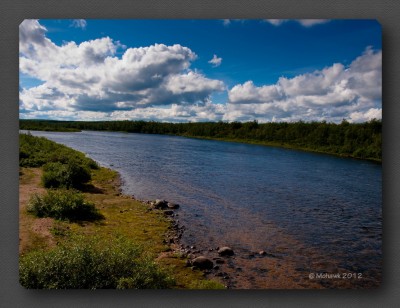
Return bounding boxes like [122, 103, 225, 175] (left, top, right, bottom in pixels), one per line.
[183, 135, 382, 164]
[19, 162, 224, 289]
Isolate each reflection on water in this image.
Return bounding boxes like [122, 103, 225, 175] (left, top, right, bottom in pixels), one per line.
[26, 130, 382, 288]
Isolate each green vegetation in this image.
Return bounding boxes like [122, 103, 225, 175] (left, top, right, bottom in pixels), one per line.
[20, 133, 98, 188]
[20, 119, 382, 162]
[20, 132, 99, 169]
[42, 161, 91, 189]
[27, 189, 103, 222]
[19, 134, 224, 289]
[19, 235, 174, 289]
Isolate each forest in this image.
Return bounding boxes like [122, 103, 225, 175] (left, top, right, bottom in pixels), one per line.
[19, 119, 382, 162]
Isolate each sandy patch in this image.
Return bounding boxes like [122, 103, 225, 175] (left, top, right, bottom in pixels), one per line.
[19, 168, 56, 254]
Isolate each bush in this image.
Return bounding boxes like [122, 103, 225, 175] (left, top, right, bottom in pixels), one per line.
[41, 162, 72, 189]
[27, 189, 103, 221]
[19, 133, 99, 170]
[42, 159, 91, 189]
[19, 235, 175, 289]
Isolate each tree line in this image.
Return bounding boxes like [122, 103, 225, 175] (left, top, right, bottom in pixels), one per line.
[20, 119, 382, 162]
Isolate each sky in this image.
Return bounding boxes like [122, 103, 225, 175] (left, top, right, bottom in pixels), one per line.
[19, 19, 382, 123]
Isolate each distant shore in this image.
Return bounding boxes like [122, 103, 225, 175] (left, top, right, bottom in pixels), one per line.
[20, 118, 382, 164]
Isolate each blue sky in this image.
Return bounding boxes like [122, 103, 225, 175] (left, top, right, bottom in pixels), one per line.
[19, 19, 381, 122]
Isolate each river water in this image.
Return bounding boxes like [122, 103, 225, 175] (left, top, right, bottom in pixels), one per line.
[25, 130, 382, 289]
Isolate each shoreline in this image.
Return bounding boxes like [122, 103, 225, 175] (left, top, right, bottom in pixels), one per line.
[19, 165, 226, 289]
[181, 135, 382, 164]
[20, 132, 381, 289]
[119, 174, 237, 288]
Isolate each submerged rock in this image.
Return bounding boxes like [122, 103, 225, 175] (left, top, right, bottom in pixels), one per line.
[214, 258, 225, 264]
[167, 202, 179, 209]
[218, 247, 234, 256]
[163, 210, 174, 216]
[192, 256, 214, 270]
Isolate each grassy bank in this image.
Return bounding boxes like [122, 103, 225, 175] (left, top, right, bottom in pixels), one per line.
[19, 134, 224, 289]
[185, 135, 382, 163]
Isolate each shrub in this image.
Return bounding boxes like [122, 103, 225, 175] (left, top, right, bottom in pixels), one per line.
[42, 159, 91, 189]
[27, 189, 103, 221]
[19, 235, 175, 289]
[42, 162, 72, 189]
[19, 133, 99, 170]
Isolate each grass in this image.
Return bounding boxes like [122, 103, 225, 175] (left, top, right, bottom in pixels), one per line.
[20, 163, 224, 289]
[19, 235, 175, 289]
[27, 189, 103, 222]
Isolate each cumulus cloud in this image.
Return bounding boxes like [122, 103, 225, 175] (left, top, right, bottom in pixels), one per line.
[19, 20, 380, 123]
[229, 81, 282, 104]
[71, 19, 87, 29]
[19, 20, 224, 118]
[264, 19, 330, 27]
[109, 101, 226, 122]
[227, 47, 381, 123]
[208, 54, 222, 67]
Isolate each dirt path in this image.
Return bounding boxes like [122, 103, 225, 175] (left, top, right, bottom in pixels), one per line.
[19, 168, 56, 254]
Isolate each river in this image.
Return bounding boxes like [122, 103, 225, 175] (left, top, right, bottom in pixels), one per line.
[25, 130, 382, 289]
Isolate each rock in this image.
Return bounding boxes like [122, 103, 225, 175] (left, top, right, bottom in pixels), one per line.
[259, 250, 267, 256]
[163, 210, 174, 216]
[154, 199, 168, 209]
[214, 258, 225, 264]
[218, 247, 234, 256]
[167, 202, 180, 209]
[213, 265, 220, 270]
[192, 256, 214, 270]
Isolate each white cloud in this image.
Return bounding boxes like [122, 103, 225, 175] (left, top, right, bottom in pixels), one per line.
[229, 81, 282, 104]
[19, 20, 381, 124]
[264, 19, 330, 27]
[223, 19, 330, 28]
[109, 102, 226, 122]
[297, 19, 330, 27]
[71, 19, 87, 29]
[265, 19, 286, 26]
[208, 54, 222, 67]
[227, 47, 381, 123]
[222, 19, 231, 26]
[221, 19, 245, 27]
[19, 20, 224, 116]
